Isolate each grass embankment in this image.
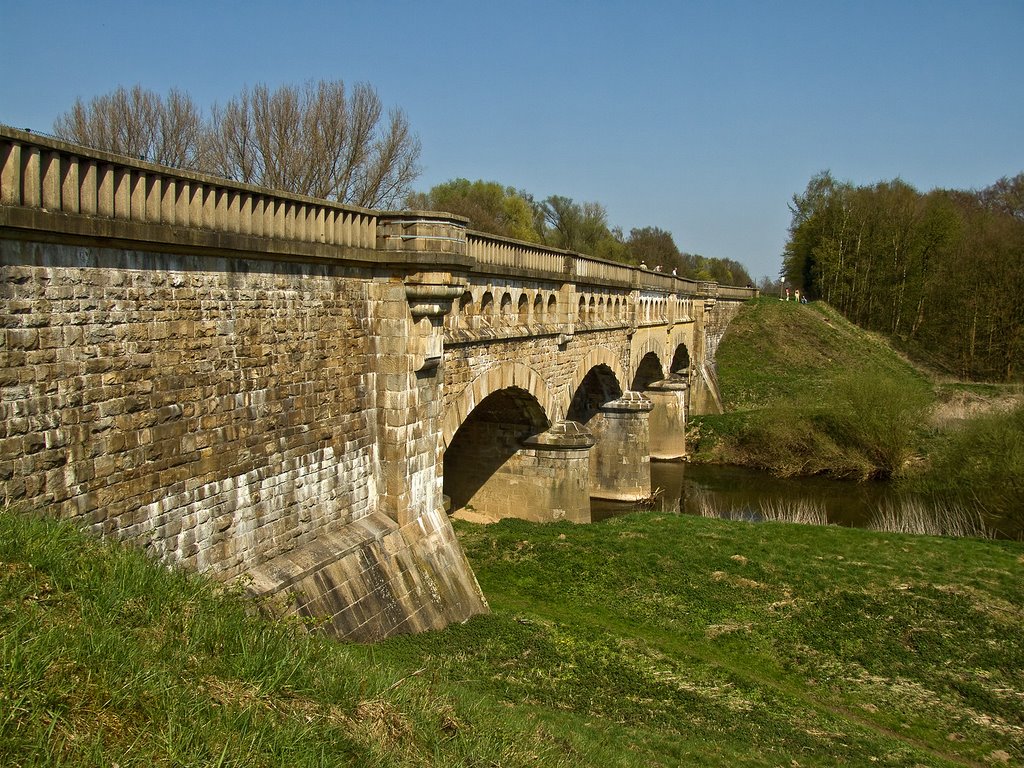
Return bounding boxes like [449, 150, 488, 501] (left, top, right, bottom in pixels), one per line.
[4, 509, 1022, 767]
[693, 297, 1024, 535]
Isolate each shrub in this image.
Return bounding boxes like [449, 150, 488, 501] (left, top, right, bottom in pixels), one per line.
[906, 402, 1024, 538]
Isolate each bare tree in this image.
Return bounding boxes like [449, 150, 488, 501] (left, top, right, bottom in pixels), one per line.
[53, 80, 421, 209]
[53, 85, 204, 169]
[206, 80, 421, 208]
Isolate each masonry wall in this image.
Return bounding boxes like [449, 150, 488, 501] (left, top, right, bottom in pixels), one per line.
[0, 238, 380, 579]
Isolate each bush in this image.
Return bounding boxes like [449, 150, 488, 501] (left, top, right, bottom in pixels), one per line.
[822, 369, 932, 478]
[906, 403, 1024, 538]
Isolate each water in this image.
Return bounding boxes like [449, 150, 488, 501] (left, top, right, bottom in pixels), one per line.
[592, 462, 904, 527]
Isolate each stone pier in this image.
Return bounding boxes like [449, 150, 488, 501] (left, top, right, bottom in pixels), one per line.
[646, 378, 689, 460]
[587, 391, 654, 501]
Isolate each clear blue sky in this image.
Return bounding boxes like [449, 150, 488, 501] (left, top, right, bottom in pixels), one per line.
[2, 0, 1021, 280]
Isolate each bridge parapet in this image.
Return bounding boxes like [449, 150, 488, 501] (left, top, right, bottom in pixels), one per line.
[0, 126, 378, 251]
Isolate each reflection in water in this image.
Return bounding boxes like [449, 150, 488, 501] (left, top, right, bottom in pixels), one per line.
[592, 462, 903, 528]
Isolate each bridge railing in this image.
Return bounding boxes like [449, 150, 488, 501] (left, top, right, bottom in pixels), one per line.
[466, 230, 568, 273]
[0, 126, 378, 249]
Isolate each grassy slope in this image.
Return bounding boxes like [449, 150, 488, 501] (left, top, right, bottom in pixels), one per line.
[4, 510, 1023, 767]
[711, 298, 927, 412]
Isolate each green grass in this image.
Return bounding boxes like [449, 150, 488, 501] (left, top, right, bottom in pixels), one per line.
[6, 507, 1023, 766]
[904, 401, 1024, 537]
[386, 515, 1024, 767]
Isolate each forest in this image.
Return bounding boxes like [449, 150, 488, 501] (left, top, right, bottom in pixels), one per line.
[782, 171, 1024, 381]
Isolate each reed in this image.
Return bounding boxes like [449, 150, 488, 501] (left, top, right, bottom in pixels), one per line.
[867, 497, 991, 539]
[757, 498, 830, 526]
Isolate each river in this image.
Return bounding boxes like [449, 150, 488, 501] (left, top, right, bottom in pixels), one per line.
[592, 461, 906, 528]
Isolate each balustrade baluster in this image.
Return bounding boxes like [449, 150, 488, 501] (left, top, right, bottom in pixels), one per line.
[131, 171, 147, 221]
[145, 174, 161, 222]
[97, 163, 114, 217]
[165, 178, 180, 226]
[0, 141, 21, 205]
[22, 146, 42, 208]
[42, 151, 61, 211]
[62, 156, 80, 214]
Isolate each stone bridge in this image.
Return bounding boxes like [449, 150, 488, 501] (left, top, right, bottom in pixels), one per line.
[0, 127, 755, 641]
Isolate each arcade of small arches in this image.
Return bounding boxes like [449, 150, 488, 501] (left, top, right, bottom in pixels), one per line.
[443, 284, 695, 330]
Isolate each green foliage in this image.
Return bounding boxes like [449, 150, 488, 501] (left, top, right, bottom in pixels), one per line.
[697, 298, 933, 479]
[405, 178, 541, 242]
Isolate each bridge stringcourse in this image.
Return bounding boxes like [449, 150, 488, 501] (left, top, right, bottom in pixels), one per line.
[0, 126, 755, 641]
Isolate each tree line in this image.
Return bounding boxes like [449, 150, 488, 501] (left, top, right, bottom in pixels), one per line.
[782, 171, 1024, 381]
[52, 84, 754, 286]
[407, 179, 753, 285]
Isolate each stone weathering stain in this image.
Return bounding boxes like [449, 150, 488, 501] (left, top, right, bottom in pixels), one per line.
[0, 127, 754, 640]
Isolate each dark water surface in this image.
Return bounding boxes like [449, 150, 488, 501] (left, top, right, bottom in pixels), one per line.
[592, 461, 904, 527]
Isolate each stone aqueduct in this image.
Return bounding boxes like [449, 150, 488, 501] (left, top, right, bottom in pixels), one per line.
[0, 127, 755, 640]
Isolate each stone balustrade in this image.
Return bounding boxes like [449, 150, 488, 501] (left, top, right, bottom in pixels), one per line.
[466, 231, 567, 273]
[0, 126, 377, 249]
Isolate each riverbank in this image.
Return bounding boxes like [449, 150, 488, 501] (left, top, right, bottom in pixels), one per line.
[690, 297, 1023, 537]
[3, 508, 1021, 767]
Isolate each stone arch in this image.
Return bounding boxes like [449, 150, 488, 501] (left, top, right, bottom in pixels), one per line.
[532, 293, 543, 320]
[577, 295, 586, 321]
[547, 294, 557, 320]
[442, 386, 552, 519]
[442, 361, 558, 448]
[629, 335, 667, 386]
[632, 351, 664, 390]
[670, 342, 691, 374]
[480, 291, 494, 320]
[517, 293, 529, 323]
[563, 347, 628, 416]
[500, 291, 513, 317]
[667, 325, 697, 371]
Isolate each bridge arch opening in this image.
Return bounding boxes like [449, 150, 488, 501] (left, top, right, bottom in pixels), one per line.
[567, 364, 623, 425]
[577, 295, 586, 321]
[532, 293, 543, 320]
[547, 294, 558, 321]
[670, 343, 691, 375]
[631, 352, 664, 391]
[443, 387, 550, 518]
[501, 291, 513, 317]
[480, 291, 494, 320]
[518, 294, 529, 323]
